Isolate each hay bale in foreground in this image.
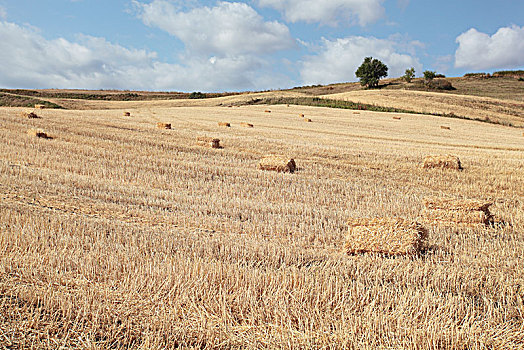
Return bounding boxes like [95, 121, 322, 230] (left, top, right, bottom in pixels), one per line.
[34, 104, 45, 109]
[440, 126, 451, 130]
[20, 111, 39, 119]
[422, 155, 462, 170]
[345, 218, 428, 256]
[197, 137, 221, 149]
[240, 122, 254, 128]
[123, 112, 131, 116]
[156, 122, 171, 129]
[258, 156, 296, 173]
[218, 122, 231, 127]
[27, 129, 48, 139]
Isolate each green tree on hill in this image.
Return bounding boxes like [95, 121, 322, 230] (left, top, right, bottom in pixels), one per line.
[355, 57, 388, 88]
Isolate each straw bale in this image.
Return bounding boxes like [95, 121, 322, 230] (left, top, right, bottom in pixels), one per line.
[156, 122, 171, 129]
[240, 122, 254, 128]
[304, 118, 312, 122]
[440, 126, 451, 130]
[345, 217, 428, 255]
[20, 111, 39, 119]
[393, 116, 401, 120]
[197, 137, 221, 149]
[264, 110, 271, 113]
[123, 112, 131, 116]
[421, 208, 491, 225]
[299, 114, 305, 117]
[218, 122, 231, 127]
[422, 155, 462, 170]
[34, 104, 45, 109]
[27, 129, 48, 138]
[258, 155, 296, 173]
[423, 197, 492, 212]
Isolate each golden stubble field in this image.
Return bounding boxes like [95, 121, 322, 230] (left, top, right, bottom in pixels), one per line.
[1, 101, 523, 349]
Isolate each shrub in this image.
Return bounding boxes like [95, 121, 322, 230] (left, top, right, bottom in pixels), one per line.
[428, 79, 455, 90]
[355, 57, 388, 88]
[189, 92, 207, 99]
[403, 67, 415, 83]
[423, 70, 436, 81]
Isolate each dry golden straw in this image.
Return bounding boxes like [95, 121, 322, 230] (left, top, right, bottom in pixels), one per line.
[240, 122, 254, 128]
[156, 122, 171, 129]
[218, 122, 231, 127]
[421, 208, 490, 225]
[27, 129, 48, 139]
[34, 104, 45, 109]
[422, 155, 462, 170]
[196, 137, 221, 149]
[258, 155, 296, 173]
[441, 126, 451, 130]
[345, 217, 428, 256]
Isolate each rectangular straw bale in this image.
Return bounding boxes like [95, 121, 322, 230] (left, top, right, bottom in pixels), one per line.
[27, 129, 48, 138]
[421, 208, 491, 225]
[240, 122, 254, 128]
[393, 116, 401, 120]
[258, 155, 296, 173]
[197, 137, 221, 148]
[20, 111, 39, 119]
[123, 112, 131, 116]
[299, 114, 305, 117]
[218, 122, 231, 127]
[345, 217, 428, 255]
[423, 197, 492, 212]
[422, 155, 462, 170]
[304, 118, 312, 122]
[440, 126, 451, 130]
[156, 122, 171, 129]
[264, 110, 271, 113]
[34, 104, 45, 109]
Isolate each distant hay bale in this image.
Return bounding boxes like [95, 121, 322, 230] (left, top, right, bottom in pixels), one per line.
[20, 111, 39, 119]
[156, 122, 171, 129]
[422, 196, 493, 227]
[440, 126, 451, 130]
[218, 122, 231, 127]
[27, 129, 48, 139]
[34, 104, 45, 109]
[353, 112, 360, 115]
[299, 114, 305, 117]
[423, 197, 492, 212]
[304, 118, 312, 122]
[240, 122, 254, 128]
[264, 110, 271, 113]
[422, 155, 462, 170]
[123, 111, 131, 116]
[197, 137, 221, 149]
[258, 155, 296, 173]
[393, 116, 401, 120]
[345, 217, 428, 256]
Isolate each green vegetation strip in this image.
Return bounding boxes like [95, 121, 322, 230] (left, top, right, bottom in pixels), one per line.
[0, 93, 63, 109]
[245, 96, 518, 127]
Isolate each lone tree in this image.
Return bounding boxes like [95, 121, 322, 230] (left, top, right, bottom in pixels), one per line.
[355, 57, 388, 88]
[423, 70, 436, 82]
[403, 67, 415, 83]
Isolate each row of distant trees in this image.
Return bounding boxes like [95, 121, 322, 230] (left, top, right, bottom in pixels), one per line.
[355, 57, 445, 88]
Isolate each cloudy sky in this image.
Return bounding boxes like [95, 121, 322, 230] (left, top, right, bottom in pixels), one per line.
[0, 0, 523, 91]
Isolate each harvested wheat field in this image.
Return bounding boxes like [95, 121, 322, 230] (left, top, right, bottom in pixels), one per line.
[1, 100, 524, 349]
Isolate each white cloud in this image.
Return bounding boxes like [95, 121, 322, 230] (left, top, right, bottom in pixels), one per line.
[455, 25, 524, 70]
[300, 36, 422, 85]
[258, 0, 385, 26]
[0, 21, 288, 91]
[134, 0, 295, 56]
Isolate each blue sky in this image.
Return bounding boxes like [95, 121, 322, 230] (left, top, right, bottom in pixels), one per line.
[0, 0, 523, 91]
